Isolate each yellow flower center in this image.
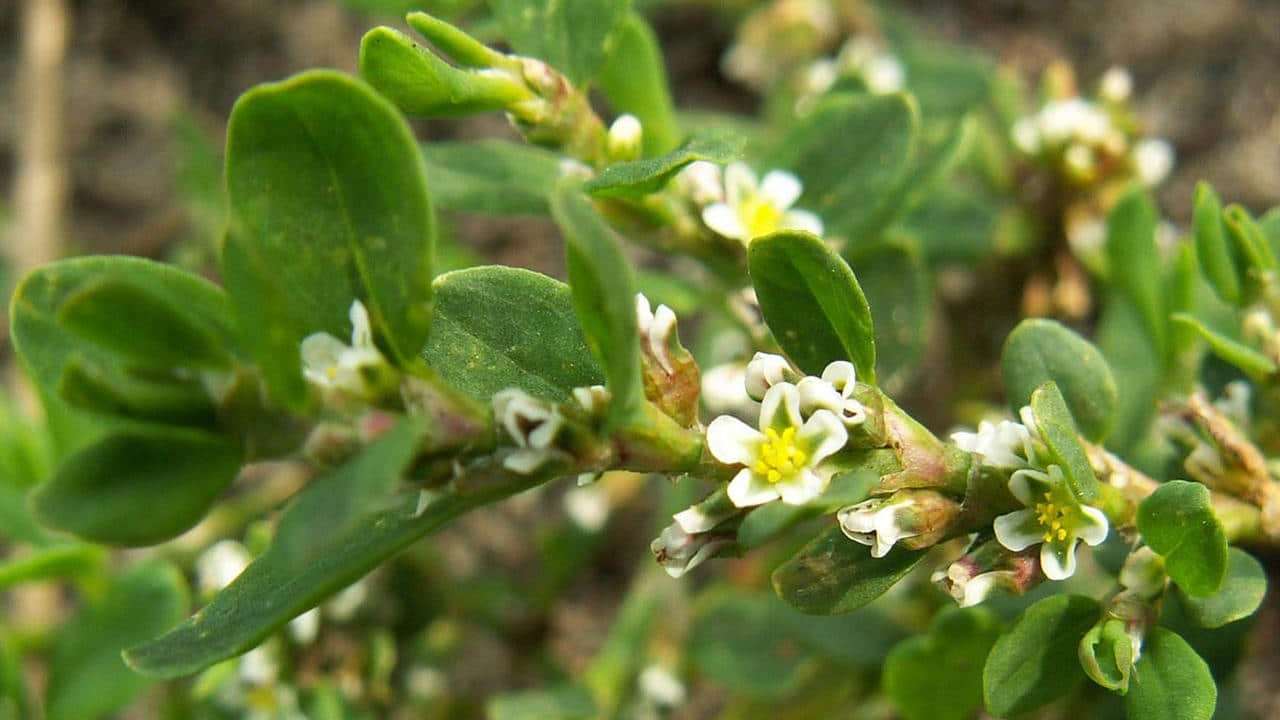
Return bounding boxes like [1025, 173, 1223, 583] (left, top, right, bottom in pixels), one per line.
[1034, 491, 1072, 542]
[740, 194, 783, 238]
[752, 427, 808, 483]
[326, 365, 339, 380]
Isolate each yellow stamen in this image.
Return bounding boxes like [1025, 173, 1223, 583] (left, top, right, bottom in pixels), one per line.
[740, 195, 783, 238]
[1033, 491, 1074, 545]
[754, 425, 807, 484]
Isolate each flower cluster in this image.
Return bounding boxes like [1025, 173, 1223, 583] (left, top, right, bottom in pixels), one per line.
[677, 162, 824, 243]
[796, 36, 905, 113]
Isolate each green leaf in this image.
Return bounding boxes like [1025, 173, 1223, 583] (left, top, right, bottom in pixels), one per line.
[584, 132, 741, 200]
[1107, 187, 1166, 356]
[58, 359, 217, 427]
[767, 93, 917, 242]
[10, 256, 234, 437]
[489, 0, 630, 86]
[1192, 182, 1240, 306]
[1138, 481, 1228, 597]
[1029, 381, 1100, 501]
[125, 433, 538, 679]
[424, 140, 562, 215]
[422, 266, 602, 402]
[46, 561, 188, 720]
[56, 278, 231, 370]
[1002, 319, 1118, 443]
[550, 183, 643, 427]
[1178, 548, 1266, 628]
[1079, 618, 1135, 693]
[772, 526, 925, 615]
[597, 12, 679, 155]
[891, 116, 975, 221]
[488, 685, 597, 720]
[749, 230, 876, 382]
[358, 26, 532, 116]
[223, 70, 435, 408]
[884, 607, 1001, 720]
[1223, 204, 1278, 274]
[30, 427, 242, 546]
[982, 594, 1100, 717]
[1171, 312, 1276, 379]
[0, 544, 103, 591]
[847, 240, 929, 394]
[690, 590, 817, 698]
[737, 470, 875, 549]
[1097, 296, 1161, 454]
[1124, 629, 1216, 720]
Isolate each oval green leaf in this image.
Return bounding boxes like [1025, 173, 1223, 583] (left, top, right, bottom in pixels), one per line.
[1124, 628, 1216, 720]
[1177, 548, 1267, 628]
[1030, 381, 1100, 501]
[982, 594, 1099, 717]
[749, 230, 876, 382]
[884, 607, 1001, 720]
[1002, 319, 1118, 442]
[584, 132, 741, 200]
[772, 526, 925, 615]
[1138, 481, 1228, 597]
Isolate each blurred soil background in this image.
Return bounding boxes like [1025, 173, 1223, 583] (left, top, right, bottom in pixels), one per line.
[1, 0, 1279, 716]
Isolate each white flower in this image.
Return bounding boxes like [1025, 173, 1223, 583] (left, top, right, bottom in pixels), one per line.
[492, 388, 564, 474]
[607, 113, 643, 161]
[745, 352, 798, 401]
[701, 362, 753, 417]
[301, 300, 390, 397]
[1064, 143, 1096, 179]
[796, 360, 868, 427]
[651, 522, 731, 578]
[1011, 117, 1041, 155]
[635, 293, 679, 373]
[951, 419, 1034, 469]
[838, 495, 919, 558]
[1099, 66, 1133, 104]
[993, 465, 1109, 580]
[325, 581, 368, 622]
[802, 58, 839, 96]
[1132, 138, 1174, 186]
[639, 664, 687, 708]
[675, 160, 724, 206]
[706, 382, 847, 507]
[572, 384, 610, 415]
[563, 483, 610, 532]
[196, 540, 250, 595]
[863, 54, 905, 94]
[933, 563, 1023, 608]
[1038, 98, 1111, 146]
[701, 163, 824, 242]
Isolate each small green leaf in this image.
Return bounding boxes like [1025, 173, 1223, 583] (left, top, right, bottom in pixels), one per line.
[1192, 182, 1240, 305]
[768, 93, 918, 242]
[424, 140, 562, 215]
[982, 594, 1100, 717]
[737, 470, 875, 549]
[1178, 548, 1266, 628]
[884, 607, 1001, 720]
[0, 544, 104, 592]
[1138, 481, 1228, 597]
[405, 11, 507, 69]
[1107, 187, 1166, 356]
[1171, 313, 1276, 379]
[125, 436, 539, 679]
[1029, 381, 1100, 501]
[488, 685, 597, 720]
[597, 12, 679, 155]
[58, 359, 217, 427]
[749, 230, 876, 382]
[422, 266, 602, 402]
[223, 70, 435, 408]
[30, 428, 242, 546]
[489, 0, 630, 86]
[1223, 204, 1278, 274]
[584, 132, 741, 199]
[46, 561, 188, 720]
[1002, 319, 1118, 442]
[772, 526, 925, 615]
[550, 182, 644, 427]
[1124, 628, 1216, 720]
[358, 26, 532, 116]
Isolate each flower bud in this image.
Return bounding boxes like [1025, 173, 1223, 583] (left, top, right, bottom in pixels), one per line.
[650, 521, 733, 578]
[492, 388, 564, 474]
[1079, 617, 1136, 693]
[1118, 545, 1166, 600]
[1098, 66, 1133, 104]
[1133, 138, 1174, 186]
[635, 293, 700, 426]
[838, 489, 961, 558]
[931, 539, 1041, 607]
[606, 114, 643, 162]
[744, 352, 799, 402]
[674, 160, 724, 206]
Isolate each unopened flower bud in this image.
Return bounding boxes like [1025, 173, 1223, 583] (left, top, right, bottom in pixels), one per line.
[1133, 138, 1174, 186]
[492, 388, 564, 474]
[607, 114, 643, 162]
[838, 489, 961, 558]
[1064, 143, 1096, 181]
[1118, 545, 1166, 600]
[651, 521, 733, 578]
[932, 540, 1041, 607]
[745, 352, 799, 401]
[675, 160, 724, 206]
[1079, 617, 1136, 692]
[1098, 66, 1133, 104]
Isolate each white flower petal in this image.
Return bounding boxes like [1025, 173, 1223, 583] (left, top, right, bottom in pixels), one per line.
[724, 162, 758, 208]
[760, 171, 803, 210]
[648, 304, 678, 372]
[777, 468, 827, 505]
[820, 361, 856, 394]
[993, 509, 1043, 551]
[781, 209, 824, 237]
[301, 333, 347, 380]
[1040, 538, 1079, 581]
[504, 449, 551, 475]
[1008, 468, 1048, 506]
[759, 382, 803, 432]
[798, 409, 847, 464]
[702, 203, 747, 240]
[1077, 505, 1110, 546]
[727, 468, 780, 507]
[796, 376, 843, 416]
[635, 293, 655, 330]
[745, 352, 793, 401]
[349, 300, 374, 348]
[706, 415, 763, 465]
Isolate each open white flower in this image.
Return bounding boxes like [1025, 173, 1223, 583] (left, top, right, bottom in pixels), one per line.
[701, 163, 823, 242]
[838, 494, 919, 558]
[707, 382, 847, 507]
[951, 419, 1034, 469]
[301, 300, 392, 398]
[492, 388, 564, 475]
[1132, 138, 1174, 186]
[993, 465, 1109, 580]
[797, 360, 867, 427]
[675, 160, 724, 206]
[745, 352, 798, 401]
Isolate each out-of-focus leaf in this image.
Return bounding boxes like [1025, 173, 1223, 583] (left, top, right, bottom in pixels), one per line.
[489, 0, 630, 85]
[1192, 182, 1240, 306]
[598, 12, 679, 155]
[424, 140, 562, 215]
[1107, 187, 1166, 357]
[488, 685, 597, 720]
[0, 544, 104, 591]
[584, 132, 741, 200]
[1171, 313, 1276, 379]
[847, 240, 929, 394]
[885, 607, 1001, 720]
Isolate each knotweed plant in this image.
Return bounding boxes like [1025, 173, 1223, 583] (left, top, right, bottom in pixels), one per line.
[3, 2, 1277, 720]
